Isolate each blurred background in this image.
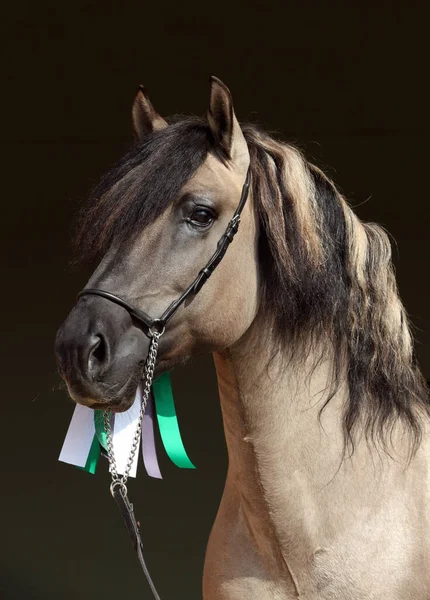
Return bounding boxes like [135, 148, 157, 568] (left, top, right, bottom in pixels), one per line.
[1, 1, 428, 598]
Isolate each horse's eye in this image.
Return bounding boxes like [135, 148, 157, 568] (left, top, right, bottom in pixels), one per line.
[188, 207, 215, 228]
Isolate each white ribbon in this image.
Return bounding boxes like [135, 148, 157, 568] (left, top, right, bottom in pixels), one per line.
[59, 389, 141, 478]
[59, 404, 95, 468]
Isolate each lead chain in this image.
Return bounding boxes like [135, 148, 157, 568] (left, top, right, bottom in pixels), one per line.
[104, 331, 161, 490]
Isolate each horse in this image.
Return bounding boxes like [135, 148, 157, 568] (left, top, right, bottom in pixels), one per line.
[55, 77, 430, 599]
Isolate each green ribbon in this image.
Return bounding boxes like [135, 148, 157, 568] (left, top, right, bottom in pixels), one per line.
[153, 372, 196, 469]
[78, 410, 106, 474]
[94, 410, 108, 450]
[79, 434, 101, 474]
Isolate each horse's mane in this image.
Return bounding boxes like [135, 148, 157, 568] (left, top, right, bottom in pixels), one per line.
[75, 116, 429, 456]
[243, 124, 429, 456]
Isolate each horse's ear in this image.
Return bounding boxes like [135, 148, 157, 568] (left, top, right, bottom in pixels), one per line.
[207, 76, 248, 165]
[132, 85, 168, 140]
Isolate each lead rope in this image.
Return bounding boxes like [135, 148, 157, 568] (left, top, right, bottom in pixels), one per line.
[104, 331, 163, 600]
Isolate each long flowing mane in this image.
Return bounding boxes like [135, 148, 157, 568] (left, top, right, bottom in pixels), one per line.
[75, 116, 430, 455]
[243, 124, 429, 455]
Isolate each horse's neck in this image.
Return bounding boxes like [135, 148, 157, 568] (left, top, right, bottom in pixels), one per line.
[212, 328, 342, 563]
[212, 320, 419, 574]
[214, 342, 344, 480]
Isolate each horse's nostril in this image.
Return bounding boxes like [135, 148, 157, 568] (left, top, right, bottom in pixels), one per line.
[87, 334, 109, 376]
[92, 337, 106, 363]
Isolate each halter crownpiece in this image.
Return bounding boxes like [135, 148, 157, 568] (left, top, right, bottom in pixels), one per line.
[77, 167, 251, 338]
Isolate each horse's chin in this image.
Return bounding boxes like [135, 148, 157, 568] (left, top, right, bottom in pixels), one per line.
[64, 351, 190, 412]
[65, 370, 141, 413]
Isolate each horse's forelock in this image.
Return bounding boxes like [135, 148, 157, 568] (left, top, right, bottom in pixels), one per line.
[73, 117, 213, 263]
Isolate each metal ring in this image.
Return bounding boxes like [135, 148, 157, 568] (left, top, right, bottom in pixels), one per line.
[149, 319, 165, 337]
[110, 479, 128, 498]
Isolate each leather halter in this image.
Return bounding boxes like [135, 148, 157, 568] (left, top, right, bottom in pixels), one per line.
[78, 168, 251, 336]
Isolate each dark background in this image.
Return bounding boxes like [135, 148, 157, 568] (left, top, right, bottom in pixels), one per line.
[1, 2, 428, 599]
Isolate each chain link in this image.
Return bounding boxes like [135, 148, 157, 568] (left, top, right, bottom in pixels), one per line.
[104, 331, 161, 488]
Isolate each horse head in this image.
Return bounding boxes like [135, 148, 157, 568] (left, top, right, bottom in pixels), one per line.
[55, 77, 259, 411]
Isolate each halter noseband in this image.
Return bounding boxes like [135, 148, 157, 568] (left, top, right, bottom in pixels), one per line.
[78, 167, 251, 337]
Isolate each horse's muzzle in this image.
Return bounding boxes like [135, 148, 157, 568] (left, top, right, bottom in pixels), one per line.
[55, 294, 149, 411]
